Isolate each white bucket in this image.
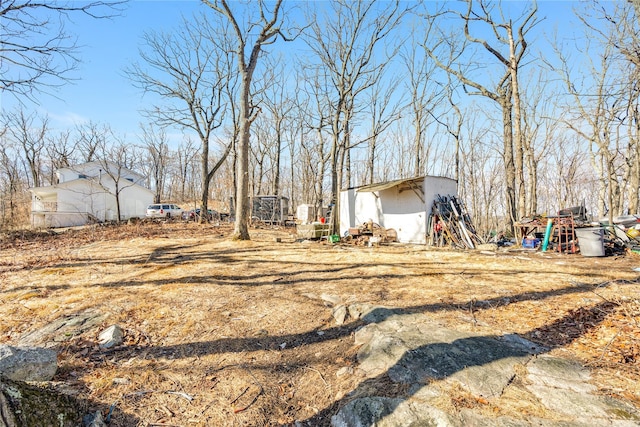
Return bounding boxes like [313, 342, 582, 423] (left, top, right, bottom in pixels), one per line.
[575, 227, 605, 257]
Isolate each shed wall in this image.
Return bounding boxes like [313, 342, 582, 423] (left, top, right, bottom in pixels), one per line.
[340, 176, 458, 244]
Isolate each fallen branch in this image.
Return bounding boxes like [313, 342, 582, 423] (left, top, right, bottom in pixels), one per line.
[233, 385, 263, 414]
[303, 366, 328, 387]
[229, 386, 249, 405]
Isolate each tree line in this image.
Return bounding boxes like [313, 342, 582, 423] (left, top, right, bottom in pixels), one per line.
[1, 0, 639, 238]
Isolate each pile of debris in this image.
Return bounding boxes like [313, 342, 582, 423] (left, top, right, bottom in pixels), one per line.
[346, 220, 398, 246]
[602, 216, 640, 255]
[428, 194, 483, 249]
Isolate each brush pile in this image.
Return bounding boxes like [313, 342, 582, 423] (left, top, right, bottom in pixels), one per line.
[428, 194, 483, 249]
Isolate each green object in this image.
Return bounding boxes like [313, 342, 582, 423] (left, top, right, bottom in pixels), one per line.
[541, 218, 553, 252]
[329, 234, 340, 243]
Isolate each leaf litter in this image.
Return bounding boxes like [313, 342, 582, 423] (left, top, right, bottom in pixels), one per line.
[0, 221, 638, 425]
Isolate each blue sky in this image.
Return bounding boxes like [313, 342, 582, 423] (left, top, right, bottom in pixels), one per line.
[3, 1, 204, 140]
[2, 0, 582, 144]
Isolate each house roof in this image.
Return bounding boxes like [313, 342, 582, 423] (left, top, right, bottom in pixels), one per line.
[57, 161, 146, 181]
[30, 176, 154, 197]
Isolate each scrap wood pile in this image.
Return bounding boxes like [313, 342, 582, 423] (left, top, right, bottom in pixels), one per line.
[428, 194, 484, 249]
[346, 221, 398, 246]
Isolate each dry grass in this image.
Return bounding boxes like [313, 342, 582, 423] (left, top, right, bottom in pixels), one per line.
[0, 221, 639, 426]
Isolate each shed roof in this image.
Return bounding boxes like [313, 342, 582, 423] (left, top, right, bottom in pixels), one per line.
[356, 177, 425, 193]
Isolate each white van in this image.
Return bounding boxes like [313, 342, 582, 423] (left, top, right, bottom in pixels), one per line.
[146, 204, 183, 219]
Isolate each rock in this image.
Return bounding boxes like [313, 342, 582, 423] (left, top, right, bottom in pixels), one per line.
[353, 324, 378, 346]
[360, 306, 396, 324]
[332, 305, 348, 325]
[18, 310, 107, 348]
[527, 384, 640, 422]
[331, 396, 456, 427]
[341, 311, 640, 427]
[98, 325, 124, 349]
[321, 293, 343, 306]
[525, 356, 640, 423]
[0, 345, 57, 381]
[335, 366, 353, 377]
[83, 410, 107, 427]
[354, 315, 538, 398]
[348, 303, 378, 320]
[526, 355, 596, 393]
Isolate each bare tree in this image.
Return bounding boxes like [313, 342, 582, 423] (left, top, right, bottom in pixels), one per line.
[363, 72, 403, 185]
[304, 0, 409, 234]
[95, 131, 139, 221]
[258, 55, 296, 196]
[1, 0, 125, 100]
[520, 69, 555, 216]
[45, 129, 76, 184]
[249, 115, 273, 196]
[552, 22, 622, 221]
[423, 0, 539, 233]
[0, 140, 26, 228]
[139, 124, 169, 204]
[400, 32, 446, 177]
[298, 66, 333, 216]
[2, 108, 48, 188]
[129, 12, 232, 223]
[175, 136, 199, 202]
[75, 121, 110, 163]
[203, 0, 291, 240]
[590, 0, 640, 215]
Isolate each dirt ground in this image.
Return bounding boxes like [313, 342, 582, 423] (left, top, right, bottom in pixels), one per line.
[0, 221, 638, 426]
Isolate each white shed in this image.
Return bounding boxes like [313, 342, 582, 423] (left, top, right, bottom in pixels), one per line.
[30, 161, 154, 228]
[339, 176, 458, 244]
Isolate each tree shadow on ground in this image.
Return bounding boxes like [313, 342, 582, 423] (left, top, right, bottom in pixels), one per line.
[301, 300, 619, 425]
[97, 279, 626, 362]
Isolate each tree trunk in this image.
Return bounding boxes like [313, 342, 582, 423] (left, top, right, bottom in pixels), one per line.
[329, 134, 340, 235]
[367, 136, 376, 185]
[628, 99, 640, 214]
[414, 113, 422, 176]
[200, 139, 210, 222]
[509, 31, 526, 220]
[272, 119, 282, 196]
[500, 89, 517, 234]
[233, 75, 252, 240]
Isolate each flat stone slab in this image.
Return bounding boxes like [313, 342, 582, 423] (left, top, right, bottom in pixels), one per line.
[334, 312, 640, 427]
[526, 356, 640, 423]
[18, 311, 107, 348]
[355, 314, 542, 398]
[331, 396, 457, 427]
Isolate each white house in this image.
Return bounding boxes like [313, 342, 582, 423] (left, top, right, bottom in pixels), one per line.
[339, 176, 458, 244]
[30, 161, 154, 228]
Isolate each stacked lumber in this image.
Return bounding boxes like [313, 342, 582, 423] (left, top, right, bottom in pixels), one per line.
[428, 194, 483, 249]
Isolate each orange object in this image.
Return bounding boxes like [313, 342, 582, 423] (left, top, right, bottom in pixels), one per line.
[319, 217, 326, 224]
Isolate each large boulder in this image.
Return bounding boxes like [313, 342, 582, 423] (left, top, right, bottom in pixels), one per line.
[0, 345, 57, 381]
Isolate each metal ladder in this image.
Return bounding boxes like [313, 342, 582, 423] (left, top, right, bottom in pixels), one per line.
[555, 215, 577, 253]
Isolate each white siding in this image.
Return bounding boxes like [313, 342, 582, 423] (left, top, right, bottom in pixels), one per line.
[31, 161, 154, 227]
[340, 176, 458, 244]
